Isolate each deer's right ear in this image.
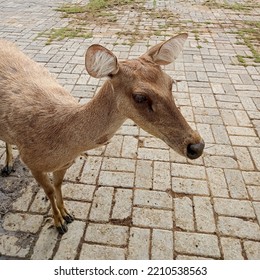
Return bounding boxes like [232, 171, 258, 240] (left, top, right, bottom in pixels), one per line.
[85, 45, 119, 78]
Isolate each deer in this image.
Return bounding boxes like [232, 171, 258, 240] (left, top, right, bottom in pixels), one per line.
[0, 34, 204, 234]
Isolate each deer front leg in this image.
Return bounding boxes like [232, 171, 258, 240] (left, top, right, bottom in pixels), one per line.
[31, 170, 68, 234]
[1, 143, 14, 176]
[53, 168, 74, 224]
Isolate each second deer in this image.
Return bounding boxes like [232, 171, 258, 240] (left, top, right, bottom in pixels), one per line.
[0, 34, 204, 233]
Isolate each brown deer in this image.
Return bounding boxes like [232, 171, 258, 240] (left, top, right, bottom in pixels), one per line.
[0, 34, 204, 234]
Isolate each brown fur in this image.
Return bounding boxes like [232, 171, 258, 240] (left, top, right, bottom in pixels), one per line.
[0, 34, 204, 233]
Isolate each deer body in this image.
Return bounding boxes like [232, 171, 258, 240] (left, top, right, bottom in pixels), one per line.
[0, 35, 204, 233]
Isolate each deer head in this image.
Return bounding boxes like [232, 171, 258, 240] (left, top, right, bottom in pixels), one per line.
[85, 34, 204, 159]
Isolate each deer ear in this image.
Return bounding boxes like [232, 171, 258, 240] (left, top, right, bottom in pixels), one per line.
[85, 44, 119, 78]
[142, 33, 188, 65]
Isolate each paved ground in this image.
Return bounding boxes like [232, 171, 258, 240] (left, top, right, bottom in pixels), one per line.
[0, 0, 260, 260]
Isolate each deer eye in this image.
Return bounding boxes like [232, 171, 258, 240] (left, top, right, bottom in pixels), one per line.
[133, 94, 147, 103]
[133, 93, 154, 112]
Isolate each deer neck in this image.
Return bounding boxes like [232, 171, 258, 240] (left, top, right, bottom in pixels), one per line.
[73, 80, 126, 152]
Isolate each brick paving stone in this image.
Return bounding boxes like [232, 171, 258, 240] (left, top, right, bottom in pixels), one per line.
[206, 168, 229, 197]
[243, 241, 260, 260]
[134, 189, 172, 209]
[170, 150, 187, 164]
[153, 161, 171, 191]
[98, 171, 134, 188]
[220, 237, 244, 260]
[102, 157, 135, 172]
[253, 202, 260, 225]
[249, 147, 260, 170]
[202, 94, 217, 108]
[233, 110, 252, 127]
[118, 124, 139, 136]
[218, 216, 260, 240]
[204, 155, 238, 169]
[151, 229, 173, 259]
[220, 109, 237, 126]
[85, 223, 128, 246]
[65, 200, 91, 220]
[3, 213, 43, 233]
[12, 184, 35, 212]
[196, 124, 214, 143]
[31, 221, 58, 260]
[138, 147, 170, 161]
[112, 189, 132, 220]
[211, 125, 230, 144]
[175, 232, 221, 258]
[225, 169, 248, 199]
[214, 198, 255, 218]
[104, 135, 123, 157]
[141, 137, 169, 149]
[230, 136, 260, 147]
[54, 221, 85, 260]
[247, 186, 260, 200]
[194, 196, 216, 233]
[0, 234, 30, 258]
[29, 188, 50, 214]
[65, 157, 85, 182]
[205, 144, 234, 157]
[227, 126, 256, 137]
[172, 178, 209, 195]
[121, 136, 138, 158]
[89, 187, 114, 222]
[80, 156, 102, 185]
[135, 160, 153, 189]
[190, 94, 204, 107]
[62, 183, 96, 201]
[127, 227, 150, 260]
[174, 197, 194, 231]
[80, 244, 125, 260]
[176, 255, 214, 260]
[171, 163, 206, 180]
[242, 172, 260, 186]
[233, 147, 255, 171]
[133, 207, 173, 229]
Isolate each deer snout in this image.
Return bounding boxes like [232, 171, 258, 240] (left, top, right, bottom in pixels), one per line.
[186, 140, 205, 160]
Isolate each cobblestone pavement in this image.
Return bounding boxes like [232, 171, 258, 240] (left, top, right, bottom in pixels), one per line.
[0, 0, 260, 260]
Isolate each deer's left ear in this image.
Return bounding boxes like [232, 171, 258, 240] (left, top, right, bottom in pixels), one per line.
[142, 33, 188, 65]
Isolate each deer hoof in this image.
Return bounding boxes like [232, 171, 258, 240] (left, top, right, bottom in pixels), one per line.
[64, 213, 74, 224]
[1, 165, 15, 177]
[57, 222, 68, 235]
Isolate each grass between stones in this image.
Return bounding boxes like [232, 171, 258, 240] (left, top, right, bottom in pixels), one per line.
[36, 0, 259, 67]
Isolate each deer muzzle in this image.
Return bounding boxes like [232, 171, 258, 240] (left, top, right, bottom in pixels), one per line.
[186, 140, 205, 160]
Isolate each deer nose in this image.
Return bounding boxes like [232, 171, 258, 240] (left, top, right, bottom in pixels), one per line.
[187, 140, 205, 159]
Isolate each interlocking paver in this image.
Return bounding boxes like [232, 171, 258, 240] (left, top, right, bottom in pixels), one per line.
[151, 229, 173, 260]
[175, 232, 221, 258]
[79, 244, 126, 260]
[85, 223, 128, 246]
[0, 0, 260, 260]
[194, 196, 216, 233]
[3, 213, 43, 233]
[89, 187, 114, 222]
[128, 227, 150, 260]
[111, 188, 132, 220]
[220, 237, 244, 260]
[0, 234, 30, 258]
[218, 216, 260, 240]
[243, 241, 260, 260]
[174, 197, 194, 231]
